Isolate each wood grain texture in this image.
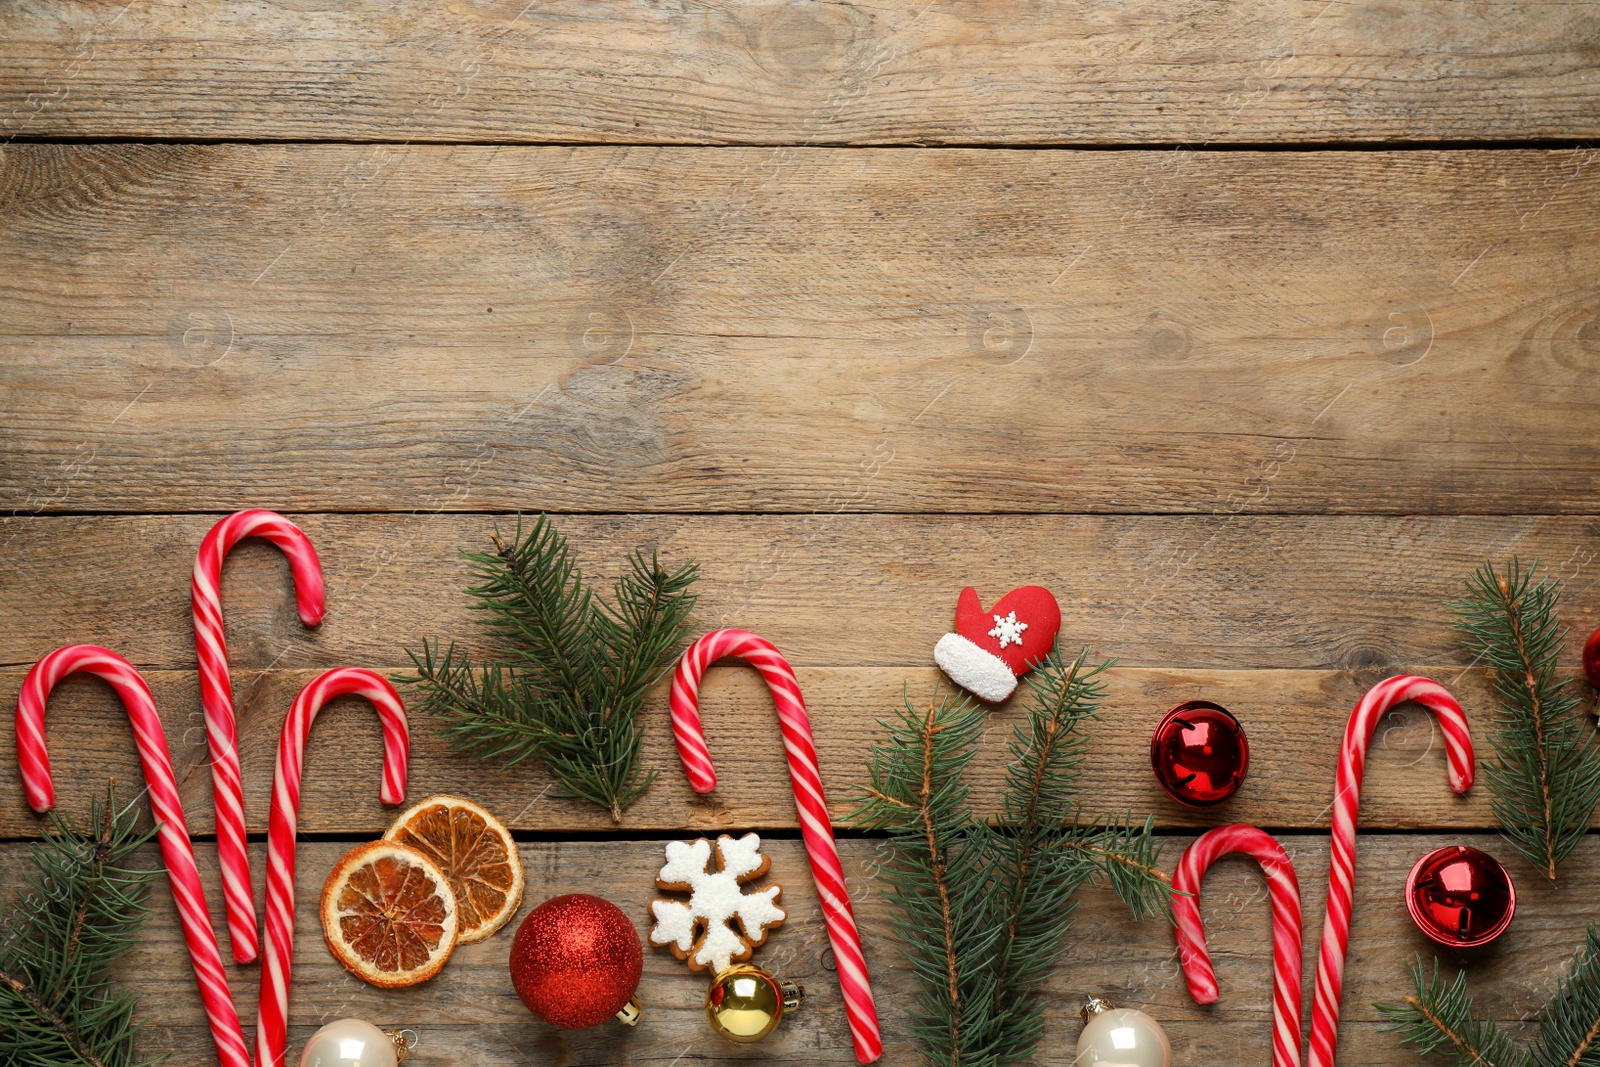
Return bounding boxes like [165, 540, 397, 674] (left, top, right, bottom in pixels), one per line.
[7, 513, 1600, 673]
[0, 663, 1539, 836]
[2, 1, 1597, 144]
[5, 145, 1600, 514]
[0, 836, 1587, 1064]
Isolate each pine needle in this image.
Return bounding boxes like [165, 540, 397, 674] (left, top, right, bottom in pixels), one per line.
[1454, 559, 1600, 880]
[405, 515, 698, 821]
[0, 782, 160, 1067]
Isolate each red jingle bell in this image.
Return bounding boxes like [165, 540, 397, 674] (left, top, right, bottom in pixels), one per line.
[1150, 701, 1249, 807]
[509, 894, 643, 1029]
[1405, 846, 1516, 949]
[1583, 627, 1600, 690]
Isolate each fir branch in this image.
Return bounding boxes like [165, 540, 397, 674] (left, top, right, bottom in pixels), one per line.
[851, 689, 998, 1066]
[854, 654, 1169, 1067]
[1454, 559, 1600, 880]
[405, 515, 697, 821]
[0, 782, 159, 1067]
[978, 650, 1106, 1064]
[1383, 929, 1600, 1067]
[1377, 957, 1527, 1067]
[473, 516, 598, 702]
[1530, 925, 1600, 1067]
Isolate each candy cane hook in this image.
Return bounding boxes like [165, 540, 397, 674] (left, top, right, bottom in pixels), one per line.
[670, 629, 882, 1064]
[193, 508, 325, 963]
[15, 645, 251, 1067]
[1172, 825, 1303, 1067]
[1308, 675, 1473, 1067]
[256, 668, 408, 1067]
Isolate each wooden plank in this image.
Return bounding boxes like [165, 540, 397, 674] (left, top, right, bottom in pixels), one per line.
[2, 1, 1597, 144]
[4, 146, 1600, 514]
[6, 514, 1600, 674]
[0, 663, 1535, 836]
[0, 836, 1582, 1065]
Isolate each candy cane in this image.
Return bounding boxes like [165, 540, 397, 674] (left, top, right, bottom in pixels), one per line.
[1308, 675, 1473, 1067]
[193, 508, 325, 964]
[15, 645, 251, 1067]
[1172, 825, 1303, 1067]
[670, 629, 882, 1064]
[256, 668, 408, 1067]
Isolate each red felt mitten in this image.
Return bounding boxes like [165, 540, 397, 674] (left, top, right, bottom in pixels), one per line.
[932, 586, 1061, 702]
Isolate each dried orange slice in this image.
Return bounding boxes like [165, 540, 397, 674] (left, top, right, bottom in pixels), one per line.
[383, 794, 524, 944]
[320, 841, 458, 988]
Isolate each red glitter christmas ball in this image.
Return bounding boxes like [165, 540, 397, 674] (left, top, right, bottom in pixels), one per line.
[1150, 700, 1249, 807]
[1405, 846, 1516, 949]
[1583, 627, 1600, 689]
[509, 894, 643, 1029]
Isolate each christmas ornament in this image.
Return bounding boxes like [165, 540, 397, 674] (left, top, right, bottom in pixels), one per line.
[706, 964, 804, 1043]
[932, 586, 1061, 702]
[384, 794, 524, 944]
[1149, 700, 1249, 806]
[15, 645, 251, 1067]
[671, 628, 882, 1063]
[1171, 825, 1301, 1067]
[649, 834, 785, 973]
[1405, 845, 1516, 949]
[193, 508, 326, 964]
[1308, 676, 1473, 1067]
[1585, 624, 1600, 690]
[298, 1020, 417, 1067]
[1077, 995, 1171, 1067]
[510, 894, 643, 1029]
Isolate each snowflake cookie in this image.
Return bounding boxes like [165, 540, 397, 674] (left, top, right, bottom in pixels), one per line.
[648, 833, 786, 974]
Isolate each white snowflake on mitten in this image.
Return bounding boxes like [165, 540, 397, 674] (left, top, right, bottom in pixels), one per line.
[988, 610, 1028, 648]
[648, 833, 786, 973]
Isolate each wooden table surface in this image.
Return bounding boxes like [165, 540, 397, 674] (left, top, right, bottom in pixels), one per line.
[4, 3, 1600, 1064]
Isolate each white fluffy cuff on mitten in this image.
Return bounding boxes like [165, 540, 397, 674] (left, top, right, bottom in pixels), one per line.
[933, 632, 1017, 703]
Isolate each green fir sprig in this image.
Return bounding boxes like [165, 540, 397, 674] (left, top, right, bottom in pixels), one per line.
[0, 783, 159, 1067]
[852, 651, 1170, 1067]
[405, 515, 698, 821]
[1454, 558, 1600, 880]
[1379, 925, 1600, 1067]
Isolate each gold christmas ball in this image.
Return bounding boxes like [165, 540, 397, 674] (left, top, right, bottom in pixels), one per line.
[704, 964, 804, 1043]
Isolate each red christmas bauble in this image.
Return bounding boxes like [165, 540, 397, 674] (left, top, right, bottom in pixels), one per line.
[1405, 846, 1516, 949]
[509, 894, 642, 1029]
[1150, 701, 1249, 807]
[1583, 627, 1600, 689]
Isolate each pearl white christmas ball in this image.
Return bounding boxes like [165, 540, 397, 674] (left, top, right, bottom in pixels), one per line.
[298, 1019, 399, 1067]
[1076, 1006, 1172, 1067]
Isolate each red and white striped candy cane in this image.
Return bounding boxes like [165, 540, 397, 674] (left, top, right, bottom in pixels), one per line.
[1308, 675, 1473, 1067]
[193, 508, 325, 964]
[670, 629, 882, 1064]
[1172, 825, 1303, 1067]
[15, 645, 251, 1067]
[256, 668, 408, 1067]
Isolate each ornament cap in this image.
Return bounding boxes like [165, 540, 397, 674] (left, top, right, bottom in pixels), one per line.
[1080, 994, 1114, 1025]
[614, 998, 642, 1026]
[382, 1028, 419, 1062]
